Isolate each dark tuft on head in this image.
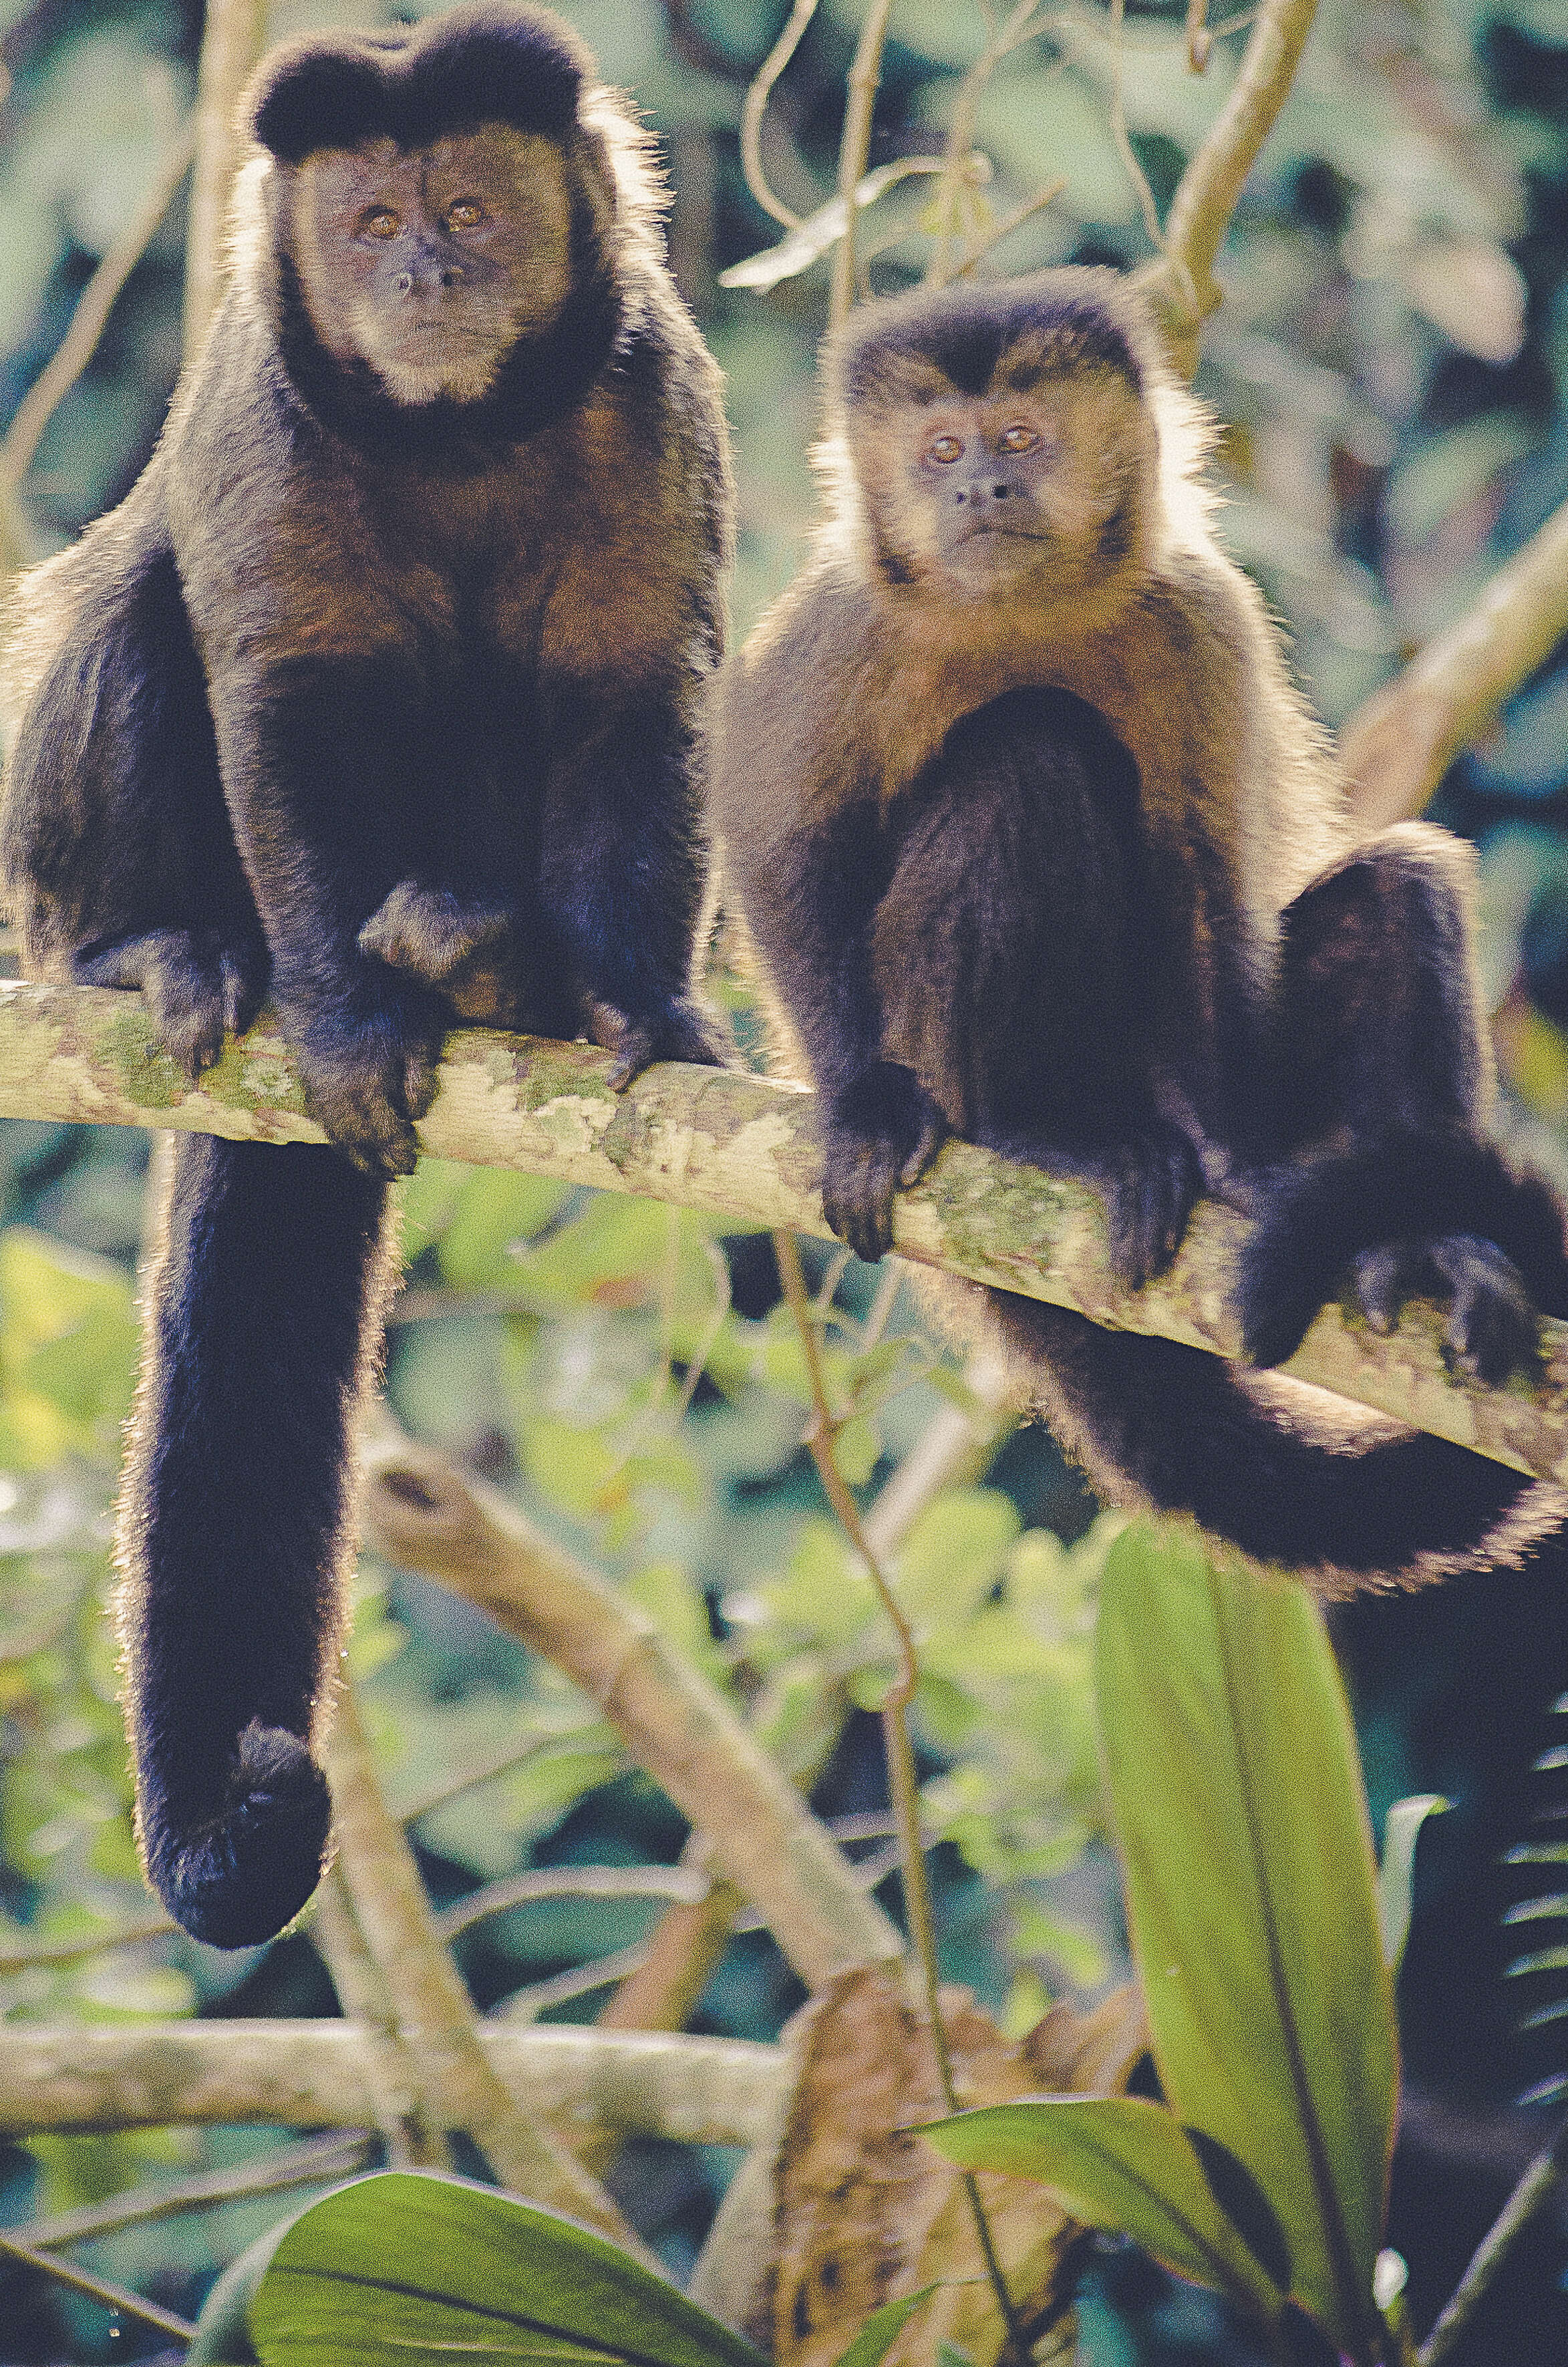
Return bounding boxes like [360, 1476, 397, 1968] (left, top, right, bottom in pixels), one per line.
[830, 267, 1153, 415]
[250, 1, 593, 165]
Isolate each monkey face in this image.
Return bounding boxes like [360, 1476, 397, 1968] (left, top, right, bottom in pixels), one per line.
[854, 365, 1150, 601]
[291, 126, 575, 406]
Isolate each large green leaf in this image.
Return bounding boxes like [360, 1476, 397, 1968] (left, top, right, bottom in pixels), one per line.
[830, 2286, 938, 2367]
[243, 2171, 773, 2367]
[1095, 1528, 1397, 2352]
[925, 2097, 1285, 2326]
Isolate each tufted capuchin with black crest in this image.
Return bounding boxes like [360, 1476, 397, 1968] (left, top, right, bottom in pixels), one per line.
[1, 1, 733, 1947]
[714, 268, 1568, 1599]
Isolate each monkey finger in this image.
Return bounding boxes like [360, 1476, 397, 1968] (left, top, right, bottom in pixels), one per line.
[899, 1103, 948, 1188]
[1350, 1243, 1412, 1335]
[1432, 1234, 1538, 1387]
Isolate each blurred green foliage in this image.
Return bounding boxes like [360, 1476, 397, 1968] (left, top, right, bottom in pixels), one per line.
[0, 0, 1566, 2358]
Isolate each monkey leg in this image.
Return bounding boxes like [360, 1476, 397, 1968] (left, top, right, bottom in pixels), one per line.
[118, 1134, 394, 1947]
[873, 686, 1203, 1287]
[1237, 822, 1568, 1378]
[3, 524, 266, 1055]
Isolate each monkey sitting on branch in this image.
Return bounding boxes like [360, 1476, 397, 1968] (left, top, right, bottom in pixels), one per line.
[1, 1, 732, 1947]
[714, 267, 1568, 1593]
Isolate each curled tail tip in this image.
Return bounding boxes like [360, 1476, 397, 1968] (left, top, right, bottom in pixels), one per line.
[146, 1723, 333, 1949]
[1237, 1130, 1568, 1369]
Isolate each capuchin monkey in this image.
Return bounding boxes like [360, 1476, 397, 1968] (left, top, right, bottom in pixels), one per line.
[1, 3, 732, 1947]
[714, 268, 1568, 1595]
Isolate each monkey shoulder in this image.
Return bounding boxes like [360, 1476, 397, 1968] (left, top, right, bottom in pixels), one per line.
[714, 564, 883, 860]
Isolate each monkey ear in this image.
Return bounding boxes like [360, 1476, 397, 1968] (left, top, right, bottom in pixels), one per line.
[249, 43, 387, 164]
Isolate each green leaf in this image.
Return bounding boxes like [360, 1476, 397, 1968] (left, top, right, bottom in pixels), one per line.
[1377, 1795, 1446, 1973]
[1096, 1527, 1397, 2350]
[830, 2286, 938, 2367]
[186, 2214, 293, 2364]
[925, 2097, 1285, 2324]
[247, 2171, 774, 2367]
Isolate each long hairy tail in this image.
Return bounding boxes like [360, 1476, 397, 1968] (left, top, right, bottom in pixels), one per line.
[983, 1295, 1567, 1594]
[118, 1134, 395, 1947]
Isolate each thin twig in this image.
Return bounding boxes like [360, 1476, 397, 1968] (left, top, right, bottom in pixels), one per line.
[829, 0, 895, 327]
[774, 1229, 1032, 2366]
[1108, 0, 1167, 254]
[740, 0, 820, 228]
[953, 178, 1068, 275]
[14, 2132, 373, 2251]
[0, 2227, 194, 2344]
[495, 1944, 653, 2020]
[0, 1913, 174, 1973]
[1416, 2112, 1568, 2366]
[0, 121, 195, 488]
[927, 1, 1043, 287]
[436, 1863, 710, 1944]
[183, 0, 267, 363]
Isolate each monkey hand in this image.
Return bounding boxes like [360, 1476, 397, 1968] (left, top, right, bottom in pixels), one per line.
[286, 965, 446, 1178]
[359, 883, 511, 989]
[75, 927, 269, 1084]
[822, 1062, 948, 1264]
[587, 994, 731, 1088]
[1102, 1120, 1204, 1290]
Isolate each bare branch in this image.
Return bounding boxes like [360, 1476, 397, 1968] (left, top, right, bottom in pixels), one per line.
[0, 2228, 194, 2344]
[927, 1, 1044, 289]
[0, 120, 194, 490]
[829, 0, 895, 327]
[323, 1681, 648, 2247]
[15, 2131, 373, 2251]
[1418, 2112, 1568, 2366]
[183, 0, 267, 365]
[1340, 494, 1568, 828]
[1147, 0, 1322, 367]
[2, 983, 1563, 1481]
[358, 1424, 905, 1988]
[740, 0, 821, 230]
[0, 2019, 786, 2145]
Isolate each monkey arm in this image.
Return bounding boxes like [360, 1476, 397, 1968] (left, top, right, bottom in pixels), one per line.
[538, 682, 726, 1084]
[726, 792, 947, 1265]
[208, 655, 448, 1176]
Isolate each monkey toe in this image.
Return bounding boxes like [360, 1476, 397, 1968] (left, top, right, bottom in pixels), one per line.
[589, 995, 729, 1088]
[292, 971, 446, 1176]
[1432, 1233, 1539, 1386]
[1106, 1125, 1203, 1289]
[146, 1722, 333, 1949]
[822, 1062, 947, 1263]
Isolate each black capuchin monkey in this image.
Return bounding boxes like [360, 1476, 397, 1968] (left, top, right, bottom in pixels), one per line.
[0, 2, 732, 1947]
[714, 267, 1568, 1595]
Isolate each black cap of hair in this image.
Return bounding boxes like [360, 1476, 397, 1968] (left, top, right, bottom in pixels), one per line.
[251, 1, 593, 164]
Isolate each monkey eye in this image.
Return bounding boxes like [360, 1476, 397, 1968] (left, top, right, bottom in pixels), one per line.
[362, 206, 402, 240]
[446, 198, 485, 230]
[997, 422, 1039, 454]
[927, 434, 964, 464]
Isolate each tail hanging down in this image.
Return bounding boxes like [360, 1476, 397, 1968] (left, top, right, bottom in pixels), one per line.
[118, 1134, 396, 1947]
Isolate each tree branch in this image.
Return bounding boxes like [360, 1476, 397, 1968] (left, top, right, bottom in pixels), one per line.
[0, 119, 194, 490]
[358, 1422, 906, 1989]
[323, 1681, 648, 2248]
[3, 981, 1563, 1481]
[1340, 494, 1568, 828]
[0, 2020, 785, 2144]
[1144, 0, 1323, 369]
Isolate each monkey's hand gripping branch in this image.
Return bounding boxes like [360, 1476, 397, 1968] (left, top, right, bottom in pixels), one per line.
[3, 979, 1567, 1484]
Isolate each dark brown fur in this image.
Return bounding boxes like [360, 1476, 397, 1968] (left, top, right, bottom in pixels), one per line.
[0, 1, 733, 1945]
[714, 269, 1568, 1593]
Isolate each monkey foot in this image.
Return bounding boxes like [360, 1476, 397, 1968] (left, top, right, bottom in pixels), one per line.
[822, 1061, 948, 1264]
[1354, 1233, 1539, 1388]
[587, 994, 730, 1088]
[145, 1722, 333, 1949]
